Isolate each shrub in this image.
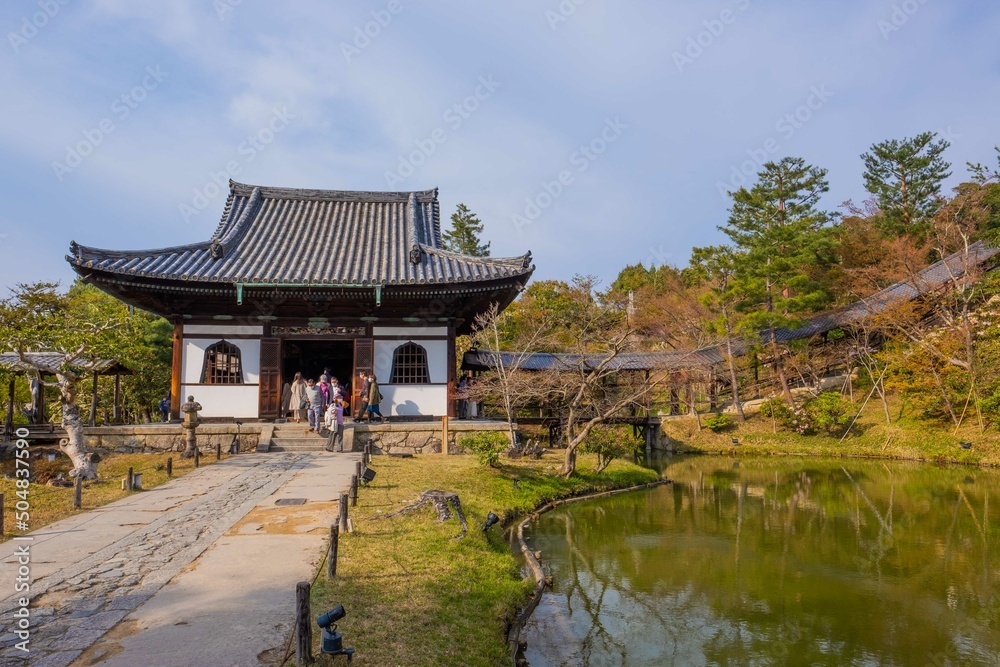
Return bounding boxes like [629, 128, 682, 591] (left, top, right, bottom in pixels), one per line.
[758, 397, 813, 435]
[703, 413, 734, 432]
[581, 426, 643, 473]
[459, 431, 509, 468]
[759, 397, 794, 422]
[806, 391, 854, 433]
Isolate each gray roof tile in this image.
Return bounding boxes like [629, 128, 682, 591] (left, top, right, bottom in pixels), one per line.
[68, 182, 533, 287]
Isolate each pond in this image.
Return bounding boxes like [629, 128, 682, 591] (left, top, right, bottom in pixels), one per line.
[519, 455, 1000, 666]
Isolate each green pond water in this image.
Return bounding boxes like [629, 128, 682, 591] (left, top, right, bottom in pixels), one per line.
[519, 456, 1000, 666]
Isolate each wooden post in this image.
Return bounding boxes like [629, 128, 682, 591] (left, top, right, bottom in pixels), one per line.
[327, 524, 339, 578]
[113, 373, 122, 424]
[5, 377, 14, 438]
[194, 448, 200, 468]
[127, 467, 134, 492]
[350, 475, 358, 507]
[339, 493, 349, 533]
[74, 475, 82, 509]
[166, 457, 173, 477]
[0, 492, 4, 536]
[441, 415, 449, 455]
[295, 581, 312, 667]
[88, 372, 99, 427]
[170, 323, 183, 421]
[355, 461, 363, 485]
[216, 442, 221, 460]
[363, 443, 371, 467]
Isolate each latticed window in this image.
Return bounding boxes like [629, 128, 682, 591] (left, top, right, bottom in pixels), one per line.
[201, 340, 243, 384]
[390, 342, 430, 384]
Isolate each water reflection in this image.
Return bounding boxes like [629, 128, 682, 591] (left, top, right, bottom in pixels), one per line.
[521, 456, 1000, 666]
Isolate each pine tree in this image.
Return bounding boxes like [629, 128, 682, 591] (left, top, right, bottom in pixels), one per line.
[862, 131, 951, 236]
[442, 203, 490, 256]
[721, 157, 836, 403]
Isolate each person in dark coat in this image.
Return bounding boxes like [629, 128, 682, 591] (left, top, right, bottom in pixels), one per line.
[366, 374, 385, 423]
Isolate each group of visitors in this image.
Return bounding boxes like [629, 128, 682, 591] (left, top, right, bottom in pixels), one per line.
[282, 370, 385, 436]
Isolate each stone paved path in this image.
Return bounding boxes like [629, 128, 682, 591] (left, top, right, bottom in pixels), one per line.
[0, 452, 357, 667]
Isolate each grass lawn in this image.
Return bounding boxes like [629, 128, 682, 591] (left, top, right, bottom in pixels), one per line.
[0, 449, 232, 541]
[663, 396, 1000, 466]
[296, 453, 660, 667]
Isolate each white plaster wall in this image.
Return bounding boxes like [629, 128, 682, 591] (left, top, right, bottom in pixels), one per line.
[183, 324, 264, 336]
[179, 385, 260, 418]
[380, 385, 448, 417]
[182, 339, 261, 384]
[373, 326, 447, 337]
[373, 339, 448, 384]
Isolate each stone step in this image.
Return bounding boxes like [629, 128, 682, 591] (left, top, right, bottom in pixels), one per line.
[270, 445, 329, 452]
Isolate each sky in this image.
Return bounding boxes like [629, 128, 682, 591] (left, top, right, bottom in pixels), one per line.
[0, 0, 998, 296]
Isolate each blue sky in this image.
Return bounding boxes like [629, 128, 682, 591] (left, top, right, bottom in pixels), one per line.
[1, 1, 998, 296]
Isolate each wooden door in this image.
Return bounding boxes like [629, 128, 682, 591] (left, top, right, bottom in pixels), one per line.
[352, 339, 373, 415]
[259, 338, 281, 419]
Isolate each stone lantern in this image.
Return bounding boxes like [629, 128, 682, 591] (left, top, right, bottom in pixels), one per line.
[180, 395, 202, 459]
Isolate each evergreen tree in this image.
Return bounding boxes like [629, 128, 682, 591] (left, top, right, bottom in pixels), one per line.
[721, 157, 836, 402]
[687, 245, 747, 421]
[442, 203, 490, 256]
[862, 131, 951, 235]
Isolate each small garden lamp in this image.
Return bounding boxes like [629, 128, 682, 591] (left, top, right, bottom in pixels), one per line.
[317, 605, 355, 662]
[483, 511, 500, 533]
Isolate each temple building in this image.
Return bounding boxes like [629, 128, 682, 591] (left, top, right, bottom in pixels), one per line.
[67, 181, 533, 420]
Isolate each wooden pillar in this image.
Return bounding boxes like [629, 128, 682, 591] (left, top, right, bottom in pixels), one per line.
[88, 372, 99, 427]
[441, 415, 450, 455]
[708, 369, 718, 411]
[5, 377, 14, 437]
[669, 383, 680, 416]
[38, 380, 45, 424]
[446, 322, 457, 419]
[113, 373, 122, 424]
[170, 322, 183, 421]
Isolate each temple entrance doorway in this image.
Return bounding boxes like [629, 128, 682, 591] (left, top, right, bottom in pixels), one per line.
[281, 339, 355, 391]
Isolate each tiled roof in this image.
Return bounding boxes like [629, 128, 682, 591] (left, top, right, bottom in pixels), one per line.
[0, 352, 131, 375]
[465, 240, 1000, 373]
[772, 239, 1000, 342]
[68, 182, 533, 287]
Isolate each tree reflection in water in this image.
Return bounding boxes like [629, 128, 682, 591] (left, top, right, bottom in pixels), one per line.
[520, 456, 1000, 666]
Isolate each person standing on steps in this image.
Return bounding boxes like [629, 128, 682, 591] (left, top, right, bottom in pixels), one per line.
[356, 371, 370, 422]
[325, 398, 345, 452]
[290, 372, 308, 423]
[305, 378, 324, 433]
[367, 374, 385, 423]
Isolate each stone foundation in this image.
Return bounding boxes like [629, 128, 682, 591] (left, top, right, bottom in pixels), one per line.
[83, 424, 264, 454]
[81, 420, 514, 456]
[350, 420, 512, 456]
